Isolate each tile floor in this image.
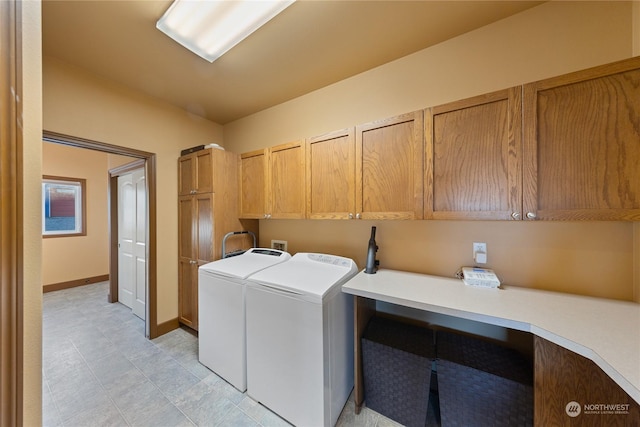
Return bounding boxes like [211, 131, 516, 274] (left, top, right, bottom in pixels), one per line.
[43, 282, 401, 427]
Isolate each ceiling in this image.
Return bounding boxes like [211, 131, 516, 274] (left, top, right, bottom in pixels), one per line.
[42, 0, 542, 125]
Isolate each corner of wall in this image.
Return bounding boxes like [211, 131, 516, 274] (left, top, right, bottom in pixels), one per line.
[22, 0, 43, 425]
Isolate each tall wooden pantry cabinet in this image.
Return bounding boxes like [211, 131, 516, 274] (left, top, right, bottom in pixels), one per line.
[178, 147, 258, 330]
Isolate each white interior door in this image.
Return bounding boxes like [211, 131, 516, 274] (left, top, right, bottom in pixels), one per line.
[118, 168, 147, 320]
[133, 169, 147, 320]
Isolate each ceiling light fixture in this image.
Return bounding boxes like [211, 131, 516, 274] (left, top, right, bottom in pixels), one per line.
[157, 0, 295, 63]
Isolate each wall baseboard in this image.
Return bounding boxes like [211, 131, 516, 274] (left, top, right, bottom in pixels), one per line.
[43, 274, 109, 293]
[156, 318, 180, 337]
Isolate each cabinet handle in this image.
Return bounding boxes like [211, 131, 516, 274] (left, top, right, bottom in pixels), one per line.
[263, 214, 268, 219]
[526, 212, 537, 220]
[356, 213, 361, 219]
[511, 212, 520, 220]
[348, 213, 354, 219]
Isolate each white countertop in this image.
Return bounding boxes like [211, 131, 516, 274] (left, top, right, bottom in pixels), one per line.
[342, 269, 640, 404]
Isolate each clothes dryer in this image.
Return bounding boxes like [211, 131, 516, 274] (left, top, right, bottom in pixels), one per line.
[198, 248, 291, 391]
[245, 253, 358, 427]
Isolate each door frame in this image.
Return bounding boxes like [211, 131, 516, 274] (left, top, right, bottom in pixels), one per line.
[109, 159, 145, 311]
[42, 131, 160, 339]
[1, 1, 23, 424]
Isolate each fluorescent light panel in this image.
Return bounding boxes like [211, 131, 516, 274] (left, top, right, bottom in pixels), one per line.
[157, 0, 295, 63]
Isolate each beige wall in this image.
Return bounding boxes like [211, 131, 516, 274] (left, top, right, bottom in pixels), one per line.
[43, 56, 223, 323]
[225, 1, 638, 302]
[42, 143, 110, 285]
[22, 1, 43, 425]
[225, 1, 632, 152]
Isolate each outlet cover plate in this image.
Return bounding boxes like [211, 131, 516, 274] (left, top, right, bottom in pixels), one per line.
[271, 239, 288, 252]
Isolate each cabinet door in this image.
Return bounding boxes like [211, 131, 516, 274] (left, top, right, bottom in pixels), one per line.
[306, 128, 356, 219]
[178, 257, 198, 329]
[177, 195, 197, 329]
[523, 57, 640, 220]
[194, 193, 214, 262]
[178, 195, 195, 259]
[194, 150, 213, 194]
[177, 193, 212, 331]
[178, 155, 195, 196]
[178, 149, 213, 195]
[239, 149, 267, 219]
[356, 111, 424, 220]
[425, 88, 522, 220]
[269, 141, 305, 219]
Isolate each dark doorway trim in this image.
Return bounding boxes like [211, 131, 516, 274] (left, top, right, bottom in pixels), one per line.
[43, 131, 159, 339]
[108, 158, 144, 304]
[1, 1, 23, 424]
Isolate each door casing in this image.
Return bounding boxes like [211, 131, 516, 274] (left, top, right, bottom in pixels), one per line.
[42, 131, 159, 339]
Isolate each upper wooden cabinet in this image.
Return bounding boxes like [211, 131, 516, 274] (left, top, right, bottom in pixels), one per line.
[178, 149, 213, 195]
[306, 128, 356, 219]
[356, 111, 424, 220]
[523, 56, 640, 220]
[239, 141, 306, 219]
[307, 112, 424, 221]
[425, 88, 522, 220]
[239, 149, 267, 219]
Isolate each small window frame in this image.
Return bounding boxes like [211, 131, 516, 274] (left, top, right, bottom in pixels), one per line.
[42, 175, 87, 238]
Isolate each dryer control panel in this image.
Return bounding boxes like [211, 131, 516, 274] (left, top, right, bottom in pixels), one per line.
[307, 253, 353, 267]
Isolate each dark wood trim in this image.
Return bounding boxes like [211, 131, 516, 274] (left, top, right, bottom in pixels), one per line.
[109, 158, 145, 176]
[43, 131, 159, 339]
[106, 159, 144, 305]
[43, 131, 153, 158]
[147, 155, 159, 338]
[156, 317, 180, 337]
[1, 0, 23, 425]
[108, 174, 118, 304]
[353, 296, 376, 414]
[43, 274, 109, 293]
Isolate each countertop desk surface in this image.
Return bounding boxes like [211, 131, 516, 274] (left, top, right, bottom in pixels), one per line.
[342, 269, 640, 405]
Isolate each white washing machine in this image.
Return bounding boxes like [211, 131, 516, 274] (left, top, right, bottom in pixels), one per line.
[245, 253, 358, 427]
[198, 248, 291, 392]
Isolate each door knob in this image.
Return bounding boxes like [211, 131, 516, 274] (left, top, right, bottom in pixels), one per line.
[511, 212, 520, 220]
[526, 212, 537, 220]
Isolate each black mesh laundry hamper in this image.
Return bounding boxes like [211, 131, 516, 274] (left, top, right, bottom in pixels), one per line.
[362, 316, 435, 427]
[436, 331, 533, 427]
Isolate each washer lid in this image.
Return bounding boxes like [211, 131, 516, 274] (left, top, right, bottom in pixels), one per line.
[199, 248, 291, 279]
[247, 253, 358, 300]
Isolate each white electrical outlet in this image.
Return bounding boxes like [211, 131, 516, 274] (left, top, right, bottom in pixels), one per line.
[271, 239, 288, 252]
[473, 242, 487, 264]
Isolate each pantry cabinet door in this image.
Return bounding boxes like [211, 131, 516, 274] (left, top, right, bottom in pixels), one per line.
[523, 57, 640, 220]
[178, 149, 213, 195]
[239, 149, 268, 219]
[356, 111, 424, 220]
[269, 141, 306, 219]
[306, 128, 356, 219]
[425, 88, 522, 220]
[194, 193, 214, 263]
